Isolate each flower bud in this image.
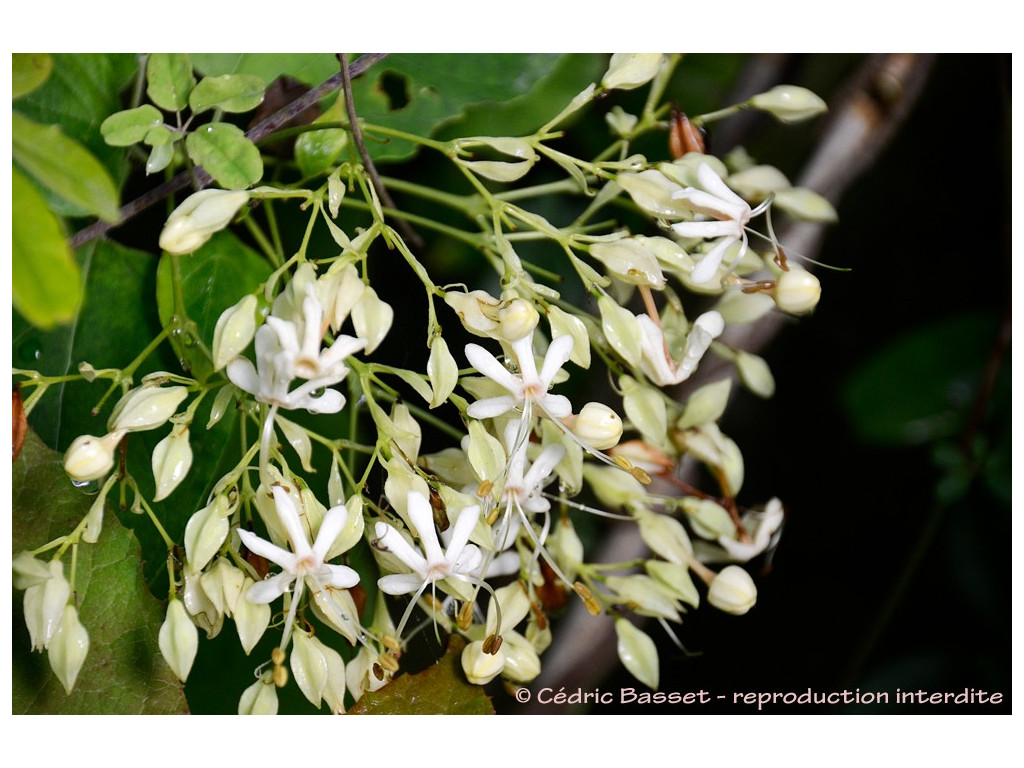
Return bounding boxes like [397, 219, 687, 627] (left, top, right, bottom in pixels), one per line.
[13, 551, 51, 590]
[291, 629, 330, 708]
[159, 189, 250, 255]
[461, 639, 506, 685]
[602, 53, 665, 91]
[63, 431, 124, 482]
[500, 631, 542, 683]
[239, 670, 279, 714]
[108, 385, 188, 432]
[680, 497, 735, 540]
[550, 516, 584, 583]
[212, 294, 258, 371]
[646, 559, 699, 607]
[707, 565, 757, 615]
[152, 425, 193, 501]
[23, 560, 70, 651]
[444, 289, 502, 337]
[233, 578, 272, 654]
[582, 464, 647, 511]
[352, 286, 393, 354]
[735, 351, 775, 399]
[455, 137, 539, 183]
[184, 494, 232, 574]
[635, 509, 693, 565]
[773, 268, 821, 315]
[427, 337, 459, 408]
[615, 618, 659, 690]
[570, 401, 624, 450]
[497, 298, 540, 342]
[159, 598, 199, 682]
[321, 641, 348, 714]
[678, 378, 732, 430]
[547, 306, 590, 369]
[749, 85, 827, 123]
[616, 170, 690, 218]
[47, 605, 89, 693]
[591, 239, 666, 288]
[182, 568, 224, 638]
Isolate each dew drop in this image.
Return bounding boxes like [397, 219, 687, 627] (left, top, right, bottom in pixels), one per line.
[17, 339, 42, 362]
[71, 478, 102, 495]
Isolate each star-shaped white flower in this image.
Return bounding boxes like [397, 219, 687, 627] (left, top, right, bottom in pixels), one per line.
[464, 332, 574, 420]
[227, 287, 365, 414]
[670, 163, 770, 285]
[374, 491, 483, 596]
[638, 310, 725, 386]
[239, 486, 360, 642]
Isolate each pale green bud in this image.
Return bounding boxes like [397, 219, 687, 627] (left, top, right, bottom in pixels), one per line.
[615, 618, 659, 690]
[486, 583, 531, 636]
[713, 289, 775, 325]
[773, 267, 821, 315]
[616, 170, 691, 218]
[234, 578, 272, 654]
[645, 560, 700, 608]
[550, 515, 584, 583]
[159, 598, 198, 682]
[184, 494, 232, 574]
[681, 423, 744, 496]
[13, 551, 51, 590]
[570, 401, 624, 451]
[291, 629, 330, 708]
[635, 508, 693, 564]
[324, 494, 365, 563]
[455, 136, 539, 183]
[108, 385, 188, 433]
[182, 566, 224, 638]
[621, 376, 668, 449]
[390, 401, 422, 462]
[275, 413, 314, 472]
[159, 189, 249, 255]
[444, 289, 502, 337]
[497, 298, 540, 342]
[726, 164, 791, 203]
[427, 337, 459, 408]
[606, 574, 682, 621]
[461, 639, 506, 685]
[63, 431, 124, 482]
[47, 604, 89, 694]
[707, 565, 757, 615]
[206, 383, 237, 429]
[583, 464, 647, 511]
[773, 187, 838, 223]
[238, 670, 279, 714]
[321, 641, 348, 714]
[735, 351, 775, 399]
[749, 85, 827, 124]
[212, 294, 258, 371]
[466, 420, 506, 485]
[547, 305, 591, 369]
[526, 617, 552, 654]
[352, 285, 393, 354]
[500, 630, 542, 683]
[602, 53, 665, 91]
[151, 425, 193, 501]
[598, 296, 643, 368]
[605, 106, 638, 137]
[677, 378, 731, 430]
[590, 239, 666, 288]
[322, 264, 367, 332]
[23, 560, 70, 651]
[199, 558, 246, 617]
[680, 497, 735, 540]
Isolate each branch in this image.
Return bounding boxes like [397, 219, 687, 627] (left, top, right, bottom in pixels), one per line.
[516, 53, 938, 712]
[68, 53, 390, 250]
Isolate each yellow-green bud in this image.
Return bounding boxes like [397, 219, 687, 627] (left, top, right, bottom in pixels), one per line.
[184, 494, 232, 574]
[773, 268, 821, 315]
[614, 618, 659, 690]
[707, 565, 757, 615]
[497, 298, 540, 342]
[461, 639, 506, 685]
[571, 402, 624, 450]
[602, 53, 665, 91]
[234, 578, 272, 654]
[159, 189, 250, 255]
[151, 425, 193, 501]
[500, 631, 542, 683]
[749, 85, 827, 124]
[238, 670, 279, 715]
[63, 431, 124, 483]
[291, 629, 330, 708]
[23, 560, 70, 651]
[212, 294, 258, 371]
[158, 598, 199, 682]
[108, 385, 188, 432]
[47, 604, 89, 694]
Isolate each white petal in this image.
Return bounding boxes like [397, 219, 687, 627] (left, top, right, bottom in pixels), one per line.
[465, 344, 519, 393]
[446, 505, 480, 562]
[696, 162, 748, 210]
[238, 528, 298, 573]
[246, 572, 295, 604]
[226, 358, 260, 397]
[406, 491, 444, 565]
[377, 573, 425, 595]
[374, 522, 427, 575]
[316, 564, 361, 589]
[272, 486, 313, 556]
[538, 393, 572, 419]
[467, 396, 517, 420]
[539, 334, 573, 386]
[311, 505, 349, 561]
[671, 220, 741, 240]
[690, 237, 735, 285]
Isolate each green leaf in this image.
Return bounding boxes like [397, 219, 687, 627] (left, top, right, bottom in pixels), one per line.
[190, 53, 339, 87]
[155, 230, 274, 383]
[147, 53, 195, 111]
[294, 95, 348, 178]
[12, 167, 82, 329]
[12, 431, 189, 714]
[185, 122, 263, 189]
[188, 73, 266, 114]
[12, 111, 121, 222]
[843, 311, 998, 446]
[12, 53, 53, 98]
[346, 637, 494, 714]
[100, 104, 164, 146]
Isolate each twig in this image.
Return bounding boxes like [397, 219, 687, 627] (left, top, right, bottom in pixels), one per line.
[68, 53, 390, 250]
[337, 53, 424, 250]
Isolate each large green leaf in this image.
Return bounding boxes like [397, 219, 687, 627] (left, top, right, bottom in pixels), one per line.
[12, 53, 53, 99]
[346, 636, 494, 715]
[190, 53, 340, 88]
[13, 111, 121, 221]
[147, 53, 196, 112]
[155, 229, 274, 383]
[843, 311, 998, 446]
[12, 167, 83, 329]
[12, 431, 189, 714]
[185, 122, 263, 189]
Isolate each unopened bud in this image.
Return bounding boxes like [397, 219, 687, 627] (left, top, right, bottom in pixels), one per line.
[159, 598, 199, 682]
[212, 294, 258, 371]
[497, 298, 540, 342]
[706, 565, 757, 616]
[602, 53, 665, 91]
[152, 426, 193, 501]
[23, 559, 70, 651]
[47, 605, 89, 694]
[570, 402, 623, 450]
[591, 239, 666, 288]
[238, 671, 279, 714]
[108, 385, 188, 432]
[615, 618, 659, 690]
[773, 268, 821, 315]
[749, 85, 827, 124]
[352, 286, 393, 354]
[291, 630, 329, 708]
[159, 189, 250, 255]
[63, 431, 124, 482]
[500, 631, 542, 683]
[461, 639, 506, 685]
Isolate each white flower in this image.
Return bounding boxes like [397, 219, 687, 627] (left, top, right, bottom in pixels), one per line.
[464, 332, 574, 420]
[638, 310, 725, 386]
[227, 286, 365, 413]
[671, 163, 770, 285]
[239, 486, 360, 643]
[374, 490, 482, 596]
